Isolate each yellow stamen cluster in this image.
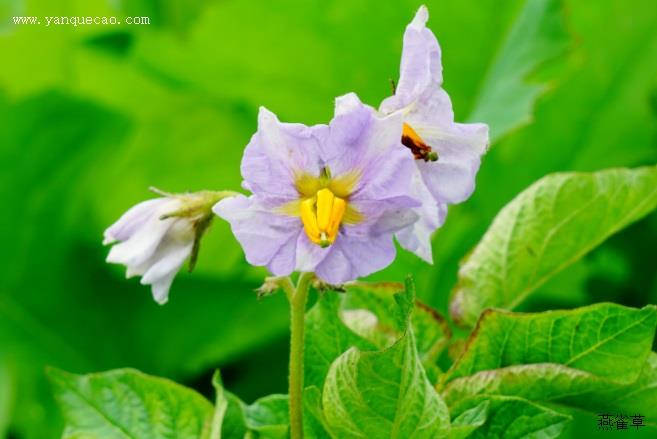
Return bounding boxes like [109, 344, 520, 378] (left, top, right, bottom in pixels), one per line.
[300, 188, 346, 248]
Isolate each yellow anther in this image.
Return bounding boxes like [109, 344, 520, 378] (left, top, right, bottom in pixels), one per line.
[402, 122, 424, 144]
[300, 198, 321, 244]
[326, 197, 346, 239]
[300, 189, 346, 248]
[316, 188, 334, 231]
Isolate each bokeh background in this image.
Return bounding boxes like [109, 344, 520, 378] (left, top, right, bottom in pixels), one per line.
[1, 0, 656, 437]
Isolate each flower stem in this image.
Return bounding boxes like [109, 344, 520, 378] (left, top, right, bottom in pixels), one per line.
[288, 272, 313, 439]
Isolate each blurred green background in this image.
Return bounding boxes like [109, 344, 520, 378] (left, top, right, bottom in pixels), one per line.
[1, 0, 656, 437]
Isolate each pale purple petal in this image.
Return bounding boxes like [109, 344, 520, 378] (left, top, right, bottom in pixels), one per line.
[329, 93, 415, 202]
[241, 107, 327, 199]
[314, 245, 356, 284]
[213, 194, 300, 275]
[106, 215, 175, 267]
[395, 173, 447, 263]
[380, 6, 442, 113]
[266, 229, 301, 276]
[316, 234, 397, 284]
[413, 120, 489, 204]
[103, 198, 169, 245]
[347, 195, 420, 238]
[295, 233, 330, 272]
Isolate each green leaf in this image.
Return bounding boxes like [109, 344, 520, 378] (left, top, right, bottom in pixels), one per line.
[244, 394, 289, 439]
[451, 166, 657, 326]
[209, 371, 228, 439]
[342, 281, 452, 367]
[304, 292, 375, 390]
[449, 400, 489, 439]
[220, 392, 248, 439]
[322, 279, 450, 438]
[443, 358, 657, 419]
[468, 0, 569, 141]
[450, 396, 570, 439]
[218, 390, 331, 439]
[446, 303, 657, 384]
[441, 305, 657, 424]
[47, 368, 213, 439]
[597, 352, 657, 416]
[303, 386, 333, 439]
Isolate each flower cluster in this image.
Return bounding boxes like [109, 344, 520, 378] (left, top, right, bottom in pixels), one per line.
[103, 5, 488, 302]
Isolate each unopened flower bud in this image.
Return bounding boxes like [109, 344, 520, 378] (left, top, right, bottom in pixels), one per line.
[103, 188, 238, 304]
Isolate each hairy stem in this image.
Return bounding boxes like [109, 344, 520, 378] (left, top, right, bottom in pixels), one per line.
[288, 272, 314, 439]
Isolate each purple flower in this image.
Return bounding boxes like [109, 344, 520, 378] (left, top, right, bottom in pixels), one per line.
[214, 95, 421, 284]
[378, 5, 489, 262]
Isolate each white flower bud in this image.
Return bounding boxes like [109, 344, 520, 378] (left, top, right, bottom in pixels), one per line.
[104, 189, 238, 304]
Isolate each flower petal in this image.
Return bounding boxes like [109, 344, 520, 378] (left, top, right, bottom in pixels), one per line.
[394, 168, 445, 263]
[347, 195, 420, 237]
[150, 271, 177, 305]
[413, 119, 489, 204]
[140, 228, 194, 286]
[330, 93, 416, 202]
[103, 198, 170, 245]
[241, 107, 327, 199]
[295, 233, 330, 272]
[106, 215, 175, 267]
[316, 234, 397, 284]
[140, 239, 194, 305]
[213, 194, 301, 275]
[380, 5, 442, 113]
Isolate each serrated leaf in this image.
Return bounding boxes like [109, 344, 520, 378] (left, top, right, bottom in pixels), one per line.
[443, 356, 657, 420]
[451, 166, 657, 326]
[306, 278, 450, 391]
[468, 0, 569, 141]
[47, 368, 213, 439]
[450, 395, 570, 439]
[342, 281, 452, 366]
[441, 305, 657, 426]
[446, 303, 657, 384]
[322, 279, 450, 438]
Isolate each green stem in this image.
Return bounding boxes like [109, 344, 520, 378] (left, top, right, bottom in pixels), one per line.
[288, 272, 314, 439]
